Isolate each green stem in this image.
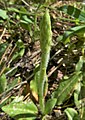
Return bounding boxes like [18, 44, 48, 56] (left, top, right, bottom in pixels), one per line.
[39, 9, 52, 114]
[39, 52, 50, 114]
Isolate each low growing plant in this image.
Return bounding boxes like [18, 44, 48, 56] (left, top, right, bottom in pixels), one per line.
[2, 9, 57, 120]
[1, 4, 85, 120]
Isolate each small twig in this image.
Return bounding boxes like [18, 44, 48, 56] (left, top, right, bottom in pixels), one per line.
[0, 40, 13, 65]
[7, 45, 16, 65]
[0, 64, 6, 76]
[0, 81, 27, 98]
[48, 59, 63, 77]
[0, 94, 11, 104]
[0, 28, 6, 43]
[21, 0, 30, 7]
[7, 45, 17, 67]
[23, 93, 30, 101]
[0, 41, 13, 76]
[5, 65, 18, 75]
[50, 48, 63, 61]
[30, 50, 41, 59]
[26, 73, 34, 81]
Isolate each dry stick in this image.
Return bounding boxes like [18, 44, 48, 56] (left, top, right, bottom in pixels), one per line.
[30, 50, 41, 59]
[0, 81, 27, 107]
[50, 48, 63, 61]
[48, 59, 63, 78]
[0, 81, 27, 98]
[0, 64, 6, 76]
[5, 65, 19, 76]
[21, 0, 30, 7]
[0, 40, 12, 65]
[0, 40, 13, 61]
[0, 42, 17, 76]
[0, 94, 11, 104]
[0, 41, 13, 76]
[7, 44, 17, 66]
[0, 28, 6, 43]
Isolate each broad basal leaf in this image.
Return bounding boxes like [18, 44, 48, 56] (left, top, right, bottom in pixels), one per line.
[2, 96, 38, 120]
[44, 98, 57, 114]
[52, 72, 81, 105]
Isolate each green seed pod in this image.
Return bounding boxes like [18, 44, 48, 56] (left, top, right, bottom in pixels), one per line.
[40, 9, 52, 54]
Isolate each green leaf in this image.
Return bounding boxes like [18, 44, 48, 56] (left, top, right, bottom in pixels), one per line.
[2, 96, 38, 120]
[44, 98, 57, 114]
[75, 56, 84, 72]
[77, 86, 85, 117]
[52, 72, 81, 105]
[74, 82, 81, 109]
[82, 62, 85, 85]
[80, 85, 85, 100]
[16, 39, 25, 48]
[30, 71, 39, 101]
[58, 5, 85, 43]
[58, 5, 85, 21]
[11, 40, 25, 61]
[21, 15, 33, 24]
[30, 69, 48, 102]
[64, 108, 79, 120]
[0, 9, 8, 19]
[0, 74, 7, 93]
[0, 42, 8, 58]
[58, 25, 85, 43]
[7, 7, 28, 15]
[19, 48, 25, 57]
[81, 107, 85, 120]
[7, 7, 20, 13]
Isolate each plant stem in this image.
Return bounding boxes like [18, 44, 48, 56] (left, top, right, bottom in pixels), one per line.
[39, 9, 52, 114]
[39, 52, 50, 114]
